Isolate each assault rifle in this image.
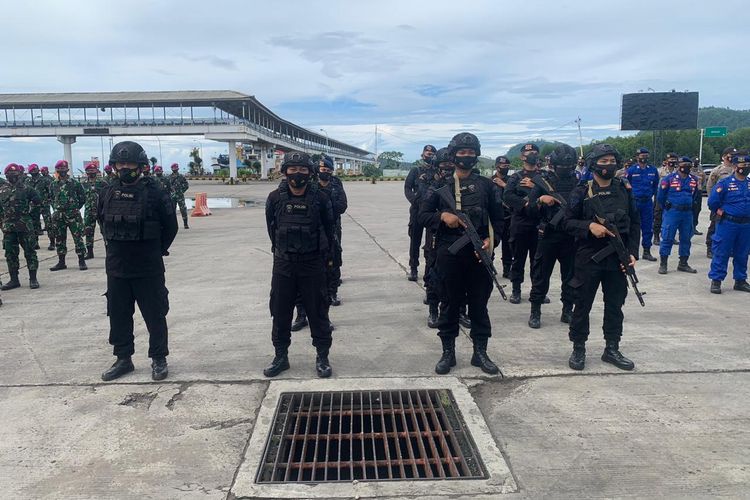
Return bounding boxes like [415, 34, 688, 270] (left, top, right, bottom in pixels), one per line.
[434, 186, 507, 301]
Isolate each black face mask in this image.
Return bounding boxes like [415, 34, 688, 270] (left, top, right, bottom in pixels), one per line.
[496, 167, 509, 176]
[554, 166, 574, 176]
[117, 167, 141, 184]
[6, 173, 20, 184]
[638, 157, 648, 164]
[667, 162, 677, 168]
[439, 167, 455, 178]
[288, 172, 310, 189]
[455, 156, 477, 170]
[57, 170, 69, 179]
[524, 154, 539, 166]
[87, 173, 97, 179]
[593, 166, 614, 180]
[30, 172, 39, 178]
[678, 165, 691, 175]
[318, 172, 332, 182]
[737, 166, 749, 177]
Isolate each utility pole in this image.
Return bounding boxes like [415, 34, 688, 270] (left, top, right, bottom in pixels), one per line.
[374, 124, 378, 166]
[698, 128, 704, 164]
[575, 116, 584, 157]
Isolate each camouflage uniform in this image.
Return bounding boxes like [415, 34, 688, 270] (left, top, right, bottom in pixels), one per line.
[81, 175, 108, 248]
[168, 171, 190, 227]
[154, 173, 171, 193]
[38, 172, 55, 247]
[50, 176, 87, 258]
[0, 180, 41, 273]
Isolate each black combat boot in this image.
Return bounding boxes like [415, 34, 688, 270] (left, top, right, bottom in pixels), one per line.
[422, 294, 428, 305]
[330, 294, 341, 306]
[315, 347, 332, 378]
[653, 232, 660, 245]
[734, 280, 750, 293]
[509, 282, 521, 304]
[183, 217, 189, 229]
[706, 247, 713, 259]
[528, 302, 541, 329]
[85, 245, 94, 260]
[710, 280, 722, 294]
[568, 342, 586, 370]
[263, 347, 290, 377]
[601, 341, 635, 371]
[407, 267, 418, 281]
[560, 303, 573, 324]
[34, 241, 40, 250]
[101, 357, 135, 381]
[642, 247, 657, 262]
[435, 337, 456, 375]
[291, 307, 308, 331]
[658, 255, 668, 275]
[502, 263, 511, 279]
[151, 357, 168, 381]
[78, 255, 88, 270]
[28, 270, 39, 289]
[47, 238, 55, 251]
[1, 270, 20, 291]
[693, 227, 703, 236]
[542, 296, 550, 304]
[49, 255, 67, 271]
[471, 338, 500, 375]
[427, 303, 439, 329]
[677, 256, 697, 273]
[458, 307, 472, 329]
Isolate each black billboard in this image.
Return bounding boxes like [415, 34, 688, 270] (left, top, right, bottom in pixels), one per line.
[620, 92, 699, 131]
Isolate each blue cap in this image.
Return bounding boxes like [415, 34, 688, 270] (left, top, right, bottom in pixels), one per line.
[320, 155, 334, 169]
[678, 156, 692, 163]
[637, 147, 649, 154]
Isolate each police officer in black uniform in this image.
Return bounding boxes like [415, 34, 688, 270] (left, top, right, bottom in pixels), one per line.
[564, 144, 639, 371]
[503, 143, 542, 304]
[98, 141, 178, 381]
[404, 145, 437, 281]
[491, 156, 513, 278]
[419, 133, 504, 375]
[527, 144, 579, 328]
[264, 152, 335, 378]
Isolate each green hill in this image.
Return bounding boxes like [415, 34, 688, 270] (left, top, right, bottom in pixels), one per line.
[698, 107, 750, 131]
[504, 140, 566, 159]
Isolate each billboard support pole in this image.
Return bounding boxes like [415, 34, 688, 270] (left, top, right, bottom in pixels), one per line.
[698, 128, 704, 164]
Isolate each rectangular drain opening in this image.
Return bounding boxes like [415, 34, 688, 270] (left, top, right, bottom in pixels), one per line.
[256, 389, 488, 483]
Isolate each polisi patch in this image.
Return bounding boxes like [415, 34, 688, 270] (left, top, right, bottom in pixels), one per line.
[115, 190, 136, 200]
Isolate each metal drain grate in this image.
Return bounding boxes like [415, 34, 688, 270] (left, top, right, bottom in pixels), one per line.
[256, 389, 487, 483]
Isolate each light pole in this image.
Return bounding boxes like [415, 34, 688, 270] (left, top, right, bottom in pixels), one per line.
[320, 128, 329, 153]
[155, 136, 163, 166]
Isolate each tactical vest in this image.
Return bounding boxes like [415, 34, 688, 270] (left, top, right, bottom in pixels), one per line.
[274, 182, 325, 259]
[457, 175, 489, 231]
[101, 181, 161, 241]
[583, 179, 631, 235]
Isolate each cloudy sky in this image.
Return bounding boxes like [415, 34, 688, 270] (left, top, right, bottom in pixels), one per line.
[1, 0, 747, 167]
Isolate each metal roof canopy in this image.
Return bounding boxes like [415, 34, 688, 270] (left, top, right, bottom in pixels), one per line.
[0, 90, 372, 156]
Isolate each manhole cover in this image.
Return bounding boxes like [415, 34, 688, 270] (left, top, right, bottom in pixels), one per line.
[256, 389, 487, 483]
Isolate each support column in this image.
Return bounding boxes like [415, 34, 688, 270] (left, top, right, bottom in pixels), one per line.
[260, 143, 269, 180]
[228, 140, 238, 182]
[57, 136, 76, 166]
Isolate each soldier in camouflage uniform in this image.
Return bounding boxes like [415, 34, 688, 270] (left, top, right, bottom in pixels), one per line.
[39, 166, 56, 249]
[103, 164, 116, 184]
[49, 160, 88, 271]
[153, 165, 171, 192]
[168, 163, 190, 229]
[0, 163, 41, 290]
[81, 163, 108, 259]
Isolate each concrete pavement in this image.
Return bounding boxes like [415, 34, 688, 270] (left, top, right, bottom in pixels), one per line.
[1, 180, 747, 499]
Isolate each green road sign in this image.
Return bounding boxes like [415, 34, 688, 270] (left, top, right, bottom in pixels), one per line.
[704, 126, 728, 138]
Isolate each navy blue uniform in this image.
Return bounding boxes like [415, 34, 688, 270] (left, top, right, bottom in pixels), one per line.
[657, 172, 699, 258]
[626, 164, 659, 249]
[708, 175, 750, 282]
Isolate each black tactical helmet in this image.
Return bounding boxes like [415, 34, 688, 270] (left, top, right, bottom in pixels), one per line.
[448, 132, 481, 156]
[549, 144, 578, 167]
[109, 141, 149, 167]
[586, 143, 621, 169]
[281, 151, 313, 173]
[435, 147, 453, 166]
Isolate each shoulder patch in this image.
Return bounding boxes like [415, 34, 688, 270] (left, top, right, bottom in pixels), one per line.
[716, 187, 723, 193]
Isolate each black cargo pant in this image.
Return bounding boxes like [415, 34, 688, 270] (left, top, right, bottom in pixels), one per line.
[435, 245, 493, 341]
[706, 211, 717, 246]
[270, 258, 332, 350]
[692, 193, 702, 229]
[107, 274, 169, 359]
[529, 230, 575, 306]
[509, 224, 538, 285]
[653, 201, 663, 238]
[424, 230, 441, 306]
[408, 205, 425, 270]
[568, 257, 627, 344]
[325, 242, 342, 297]
[498, 215, 512, 271]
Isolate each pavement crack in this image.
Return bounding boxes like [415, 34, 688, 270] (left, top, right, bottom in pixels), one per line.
[118, 391, 159, 410]
[165, 382, 191, 411]
[346, 212, 408, 273]
[191, 417, 254, 431]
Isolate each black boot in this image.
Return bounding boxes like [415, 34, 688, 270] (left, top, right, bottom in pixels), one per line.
[528, 302, 541, 329]
[151, 357, 168, 381]
[47, 239, 55, 251]
[502, 263, 511, 279]
[435, 337, 456, 375]
[291, 307, 308, 331]
[601, 341, 635, 371]
[734, 280, 750, 293]
[427, 303, 439, 329]
[693, 227, 703, 235]
[263, 347, 290, 377]
[471, 338, 501, 375]
[509, 283, 521, 304]
[677, 256, 697, 273]
[458, 307, 472, 329]
[1, 270, 20, 291]
[78, 255, 88, 270]
[407, 267, 418, 281]
[658, 255, 668, 275]
[315, 347, 332, 378]
[560, 303, 573, 324]
[183, 217, 189, 229]
[642, 247, 657, 262]
[330, 294, 341, 306]
[85, 245, 94, 260]
[653, 232, 660, 245]
[568, 342, 586, 370]
[49, 255, 67, 271]
[28, 270, 40, 290]
[101, 357, 135, 381]
[707, 247, 713, 259]
[710, 280, 722, 294]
